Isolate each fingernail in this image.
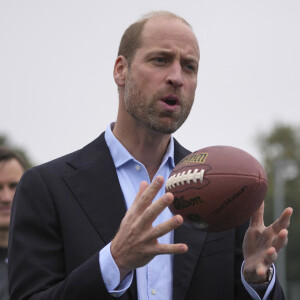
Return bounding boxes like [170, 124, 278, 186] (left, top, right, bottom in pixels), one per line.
[164, 193, 172, 203]
[155, 176, 163, 184]
[175, 215, 183, 225]
[180, 244, 188, 252]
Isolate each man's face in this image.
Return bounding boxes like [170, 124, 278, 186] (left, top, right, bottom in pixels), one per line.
[123, 17, 200, 134]
[0, 159, 24, 230]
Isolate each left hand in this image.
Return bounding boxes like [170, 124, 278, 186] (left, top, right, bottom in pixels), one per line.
[242, 202, 293, 284]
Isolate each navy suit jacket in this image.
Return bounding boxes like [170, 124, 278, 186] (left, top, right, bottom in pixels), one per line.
[8, 133, 285, 299]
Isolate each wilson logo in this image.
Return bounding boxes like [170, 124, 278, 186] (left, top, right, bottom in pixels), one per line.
[180, 153, 208, 164]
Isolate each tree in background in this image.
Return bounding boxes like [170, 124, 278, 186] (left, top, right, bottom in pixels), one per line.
[0, 134, 34, 169]
[257, 124, 300, 286]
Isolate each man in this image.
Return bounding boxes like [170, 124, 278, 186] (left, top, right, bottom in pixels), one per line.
[8, 11, 292, 300]
[0, 147, 25, 300]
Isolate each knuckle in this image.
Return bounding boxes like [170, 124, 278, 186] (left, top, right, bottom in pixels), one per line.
[158, 244, 169, 254]
[139, 193, 149, 204]
[151, 226, 161, 238]
[144, 207, 156, 220]
[128, 223, 139, 236]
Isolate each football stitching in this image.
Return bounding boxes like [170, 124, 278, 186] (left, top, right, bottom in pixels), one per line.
[166, 169, 205, 190]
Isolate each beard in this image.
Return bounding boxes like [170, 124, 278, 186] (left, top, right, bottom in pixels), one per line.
[123, 72, 193, 134]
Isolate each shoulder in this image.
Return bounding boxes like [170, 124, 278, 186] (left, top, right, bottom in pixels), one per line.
[25, 132, 109, 179]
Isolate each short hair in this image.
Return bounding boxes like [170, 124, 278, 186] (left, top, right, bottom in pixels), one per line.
[0, 146, 26, 170]
[117, 11, 192, 66]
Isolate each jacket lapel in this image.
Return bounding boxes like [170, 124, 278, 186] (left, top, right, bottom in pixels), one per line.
[63, 133, 126, 244]
[63, 133, 138, 299]
[173, 140, 207, 300]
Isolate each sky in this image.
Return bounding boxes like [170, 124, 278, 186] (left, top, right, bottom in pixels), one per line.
[1, 0, 299, 165]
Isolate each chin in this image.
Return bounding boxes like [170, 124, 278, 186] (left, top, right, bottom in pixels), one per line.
[0, 220, 10, 230]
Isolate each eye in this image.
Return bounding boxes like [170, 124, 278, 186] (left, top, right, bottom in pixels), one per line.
[9, 182, 18, 190]
[184, 64, 196, 73]
[153, 57, 168, 64]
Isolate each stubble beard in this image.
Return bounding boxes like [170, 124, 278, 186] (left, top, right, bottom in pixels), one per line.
[123, 73, 193, 134]
[0, 218, 10, 231]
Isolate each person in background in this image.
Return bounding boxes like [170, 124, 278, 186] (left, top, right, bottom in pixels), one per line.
[8, 11, 292, 300]
[0, 147, 25, 300]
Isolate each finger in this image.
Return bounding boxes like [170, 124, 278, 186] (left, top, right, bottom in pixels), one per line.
[155, 242, 188, 255]
[249, 201, 265, 227]
[149, 214, 184, 240]
[272, 207, 293, 234]
[130, 181, 149, 210]
[272, 229, 288, 252]
[141, 192, 174, 226]
[256, 263, 269, 280]
[133, 176, 164, 213]
[255, 248, 277, 279]
[244, 247, 277, 283]
[264, 247, 278, 265]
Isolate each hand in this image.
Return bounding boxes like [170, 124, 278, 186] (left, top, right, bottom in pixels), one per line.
[242, 202, 293, 283]
[110, 176, 188, 280]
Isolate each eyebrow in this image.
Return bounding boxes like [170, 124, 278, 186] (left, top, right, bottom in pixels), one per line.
[145, 49, 199, 64]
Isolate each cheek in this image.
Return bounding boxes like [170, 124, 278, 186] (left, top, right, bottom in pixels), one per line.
[187, 79, 197, 97]
[135, 69, 164, 89]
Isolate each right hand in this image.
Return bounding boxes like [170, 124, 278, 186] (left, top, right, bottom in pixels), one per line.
[110, 175, 188, 280]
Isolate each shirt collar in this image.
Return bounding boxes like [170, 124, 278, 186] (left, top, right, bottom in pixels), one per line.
[105, 122, 175, 169]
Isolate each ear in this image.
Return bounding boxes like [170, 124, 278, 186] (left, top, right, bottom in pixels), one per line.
[113, 56, 128, 87]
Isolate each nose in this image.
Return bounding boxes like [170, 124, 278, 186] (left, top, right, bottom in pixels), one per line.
[0, 186, 14, 204]
[166, 62, 183, 88]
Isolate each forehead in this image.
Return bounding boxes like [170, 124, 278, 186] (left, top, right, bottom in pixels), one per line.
[0, 159, 24, 180]
[138, 17, 200, 60]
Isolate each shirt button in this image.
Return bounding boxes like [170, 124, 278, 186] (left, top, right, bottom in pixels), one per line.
[151, 289, 157, 295]
[135, 164, 141, 171]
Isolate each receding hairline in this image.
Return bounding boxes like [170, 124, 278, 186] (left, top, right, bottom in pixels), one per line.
[138, 11, 192, 29]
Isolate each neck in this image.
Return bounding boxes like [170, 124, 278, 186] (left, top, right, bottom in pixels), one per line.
[0, 229, 9, 248]
[113, 121, 171, 181]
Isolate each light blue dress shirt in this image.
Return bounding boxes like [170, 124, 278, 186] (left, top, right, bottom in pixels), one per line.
[99, 123, 275, 300]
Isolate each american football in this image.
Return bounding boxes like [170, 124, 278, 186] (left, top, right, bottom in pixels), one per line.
[166, 145, 268, 232]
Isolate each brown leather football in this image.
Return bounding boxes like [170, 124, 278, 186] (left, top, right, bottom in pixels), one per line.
[166, 146, 268, 232]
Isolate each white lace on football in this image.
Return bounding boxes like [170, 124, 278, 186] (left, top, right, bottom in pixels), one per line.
[166, 169, 205, 190]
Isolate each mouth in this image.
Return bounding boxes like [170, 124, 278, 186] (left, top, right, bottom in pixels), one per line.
[0, 206, 12, 215]
[160, 95, 180, 107]
[164, 99, 177, 106]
